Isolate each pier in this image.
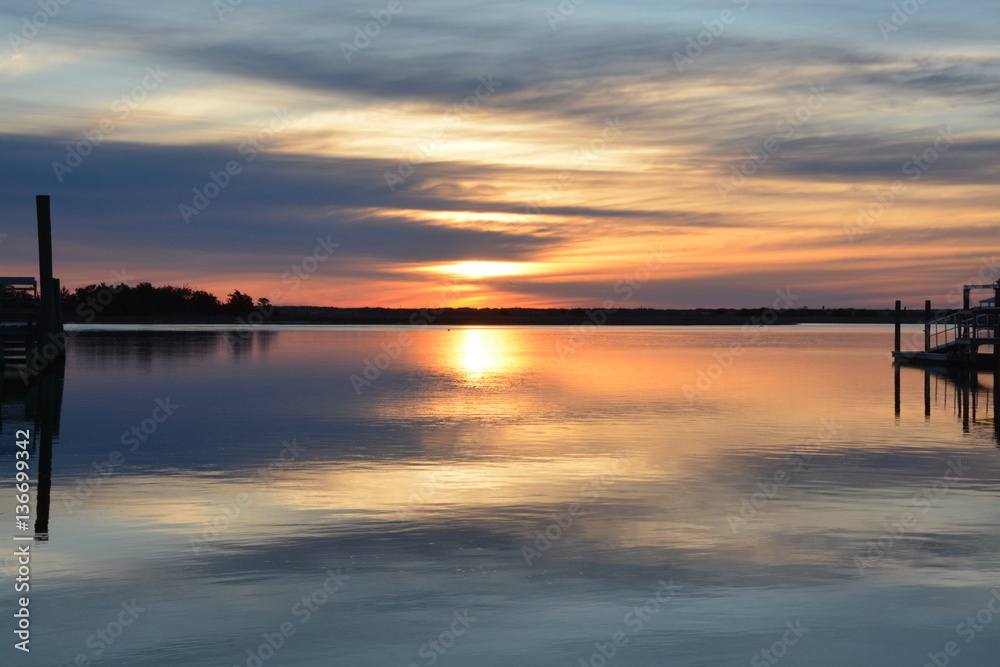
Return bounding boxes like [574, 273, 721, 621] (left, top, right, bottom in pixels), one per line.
[1, 195, 65, 370]
[1, 196, 65, 541]
[892, 282, 1000, 368]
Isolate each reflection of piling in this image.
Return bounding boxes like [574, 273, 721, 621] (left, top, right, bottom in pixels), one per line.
[924, 369, 931, 419]
[962, 368, 971, 432]
[5, 352, 63, 539]
[7, 332, 63, 538]
[29, 358, 63, 541]
[893, 363, 901, 419]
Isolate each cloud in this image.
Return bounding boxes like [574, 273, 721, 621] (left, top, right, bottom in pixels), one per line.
[0, 134, 567, 272]
[756, 133, 1000, 184]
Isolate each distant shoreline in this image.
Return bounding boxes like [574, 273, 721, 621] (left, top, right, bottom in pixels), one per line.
[64, 306, 934, 327]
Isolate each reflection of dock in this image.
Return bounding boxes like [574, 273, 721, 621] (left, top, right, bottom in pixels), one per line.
[1, 195, 64, 371]
[892, 283, 999, 368]
[1, 356, 63, 540]
[894, 363, 998, 443]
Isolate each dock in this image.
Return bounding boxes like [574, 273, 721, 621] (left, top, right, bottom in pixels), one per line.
[1, 195, 65, 372]
[1, 195, 65, 541]
[892, 282, 1000, 368]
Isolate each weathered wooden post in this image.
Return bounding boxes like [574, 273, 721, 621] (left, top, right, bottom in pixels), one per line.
[52, 278, 64, 333]
[924, 300, 931, 352]
[986, 280, 1000, 358]
[35, 195, 63, 348]
[994, 280, 1000, 346]
[894, 300, 901, 352]
[994, 357, 1000, 445]
[36, 195, 53, 342]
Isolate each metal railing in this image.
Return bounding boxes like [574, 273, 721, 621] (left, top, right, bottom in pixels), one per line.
[0, 279, 40, 327]
[929, 310, 1000, 351]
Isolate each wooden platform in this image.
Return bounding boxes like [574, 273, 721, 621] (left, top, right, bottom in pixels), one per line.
[893, 349, 998, 369]
[1, 278, 41, 367]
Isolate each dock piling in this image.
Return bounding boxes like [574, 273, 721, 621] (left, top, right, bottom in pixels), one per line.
[892, 299, 903, 352]
[33, 194, 63, 349]
[923, 300, 931, 352]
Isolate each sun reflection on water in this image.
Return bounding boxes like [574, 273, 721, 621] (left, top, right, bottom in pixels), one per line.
[453, 328, 516, 381]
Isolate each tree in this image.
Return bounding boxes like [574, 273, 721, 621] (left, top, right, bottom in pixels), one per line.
[188, 289, 220, 314]
[226, 290, 254, 313]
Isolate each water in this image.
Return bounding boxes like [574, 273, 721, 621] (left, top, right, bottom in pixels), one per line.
[1, 324, 998, 666]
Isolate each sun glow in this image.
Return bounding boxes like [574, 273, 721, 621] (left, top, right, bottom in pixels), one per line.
[430, 261, 536, 279]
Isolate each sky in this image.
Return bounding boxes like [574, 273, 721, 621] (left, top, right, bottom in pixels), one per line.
[0, 0, 997, 308]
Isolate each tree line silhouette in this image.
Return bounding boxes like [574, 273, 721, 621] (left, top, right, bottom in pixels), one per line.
[57, 282, 916, 325]
[61, 282, 270, 320]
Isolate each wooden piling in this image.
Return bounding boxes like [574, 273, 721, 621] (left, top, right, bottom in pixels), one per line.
[994, 357, 1000, 445]
[892, 299, 903, 352]
[36, 196, 52, 343]
[36, 196, 53, 293]
[924, 300, 931, 352]
[52, 278, 63, 333]
[995, 281, 1000, 344]
[34, 195, 63, 346]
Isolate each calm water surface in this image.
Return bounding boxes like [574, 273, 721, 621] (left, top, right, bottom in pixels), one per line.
[1, 324, 998, 666]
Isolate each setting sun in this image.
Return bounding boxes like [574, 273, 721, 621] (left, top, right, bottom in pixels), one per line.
[429, 261, 536, 280]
